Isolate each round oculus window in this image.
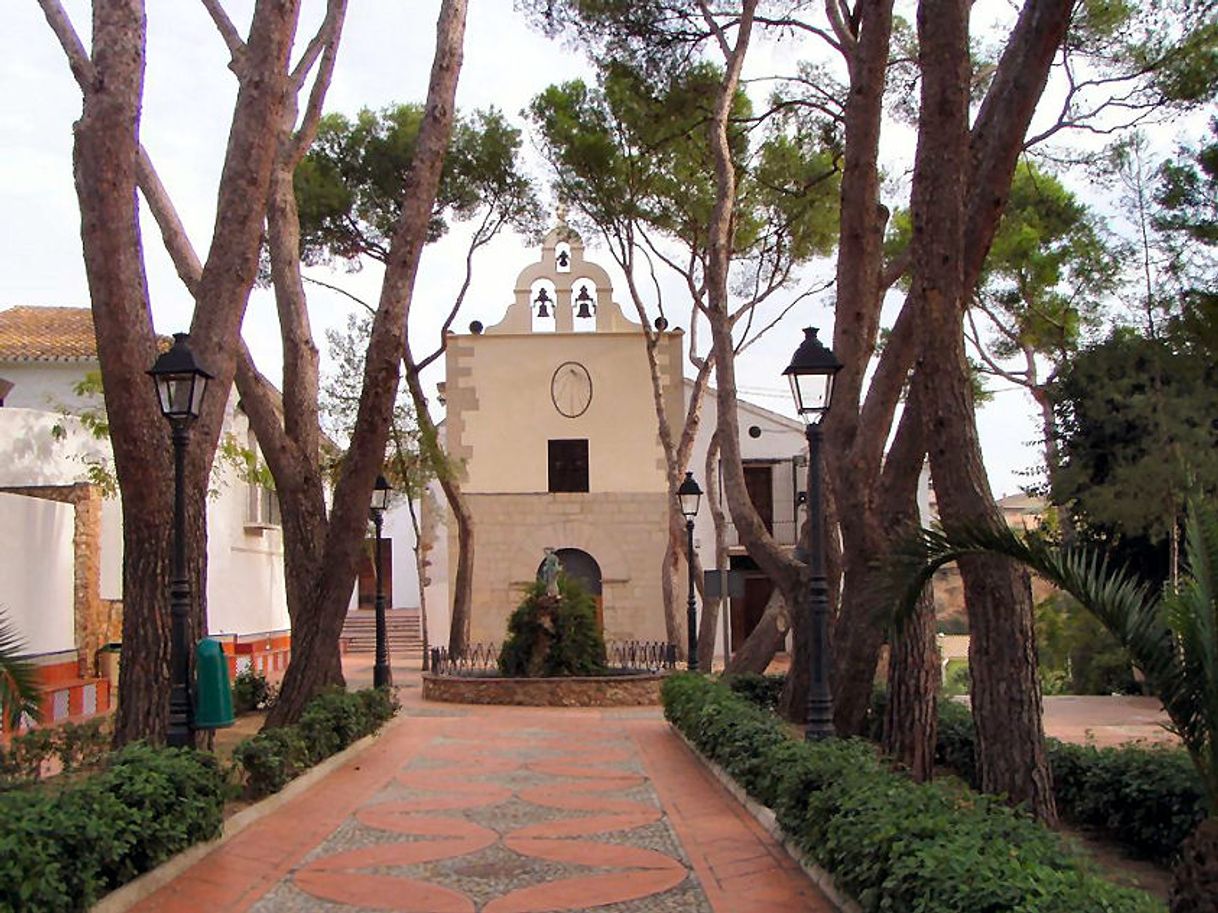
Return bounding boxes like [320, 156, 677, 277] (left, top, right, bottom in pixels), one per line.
[551, 361, 593, 417]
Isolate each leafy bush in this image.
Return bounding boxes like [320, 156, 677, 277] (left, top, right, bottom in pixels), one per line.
[0, 719, 111, 789]
[663, 674, 1161, 913]
[1036, 593, 1138, 695]
[498, 576, 607, 677]
[232, 666, 278, 714]
[724, 672, 786, 710]
[932, 700, 1205, 863]
[231, 686, 398, 799]
[0, 743, 223, 911]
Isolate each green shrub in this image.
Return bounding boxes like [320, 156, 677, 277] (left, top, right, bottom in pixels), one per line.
[724, 672, 786, 710]
[231, 686, 398, 799]
[498, 576, 607, 677]
[0, 743, 223, 911]
[232, 667, 277, 714]
[662, 674, 1161, 913]
[931, 701, 1205, 863]
[0, 720, 111, 790]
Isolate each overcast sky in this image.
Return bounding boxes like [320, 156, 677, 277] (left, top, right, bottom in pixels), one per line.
[1, 0, 1051, 498]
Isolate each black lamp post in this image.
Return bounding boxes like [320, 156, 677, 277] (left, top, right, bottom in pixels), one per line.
[676, 471, 703, 672]
[783, 327, 842, 741]
[370, 474, 393, 689]
[148, 333, 213, 749]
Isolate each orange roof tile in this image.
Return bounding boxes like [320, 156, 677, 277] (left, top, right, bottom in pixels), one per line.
[0, 307, 98, 361]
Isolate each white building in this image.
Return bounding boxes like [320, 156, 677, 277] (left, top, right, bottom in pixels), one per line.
[0, 306, 292, 728]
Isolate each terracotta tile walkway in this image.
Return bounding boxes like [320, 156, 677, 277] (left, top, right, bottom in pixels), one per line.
[127, 677, 833, 913]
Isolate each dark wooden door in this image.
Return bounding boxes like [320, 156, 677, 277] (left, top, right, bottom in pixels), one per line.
[357, 538, 393, 608]
[730, 575, 773, 648]
[744, 464, 774, 533]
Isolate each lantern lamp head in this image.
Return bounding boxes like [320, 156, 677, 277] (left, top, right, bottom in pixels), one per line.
[148, 333, 213, 424]
[783, 327, 842, 425]
[676, 471, 702, 520]
[370, 474, 392, 514]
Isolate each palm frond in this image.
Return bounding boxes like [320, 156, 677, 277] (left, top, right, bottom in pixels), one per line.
[1159, 505, 1218, 813]
[0, 611, 41, 730]
[887, 503, 1218, 816]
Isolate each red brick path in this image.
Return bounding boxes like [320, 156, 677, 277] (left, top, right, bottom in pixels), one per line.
[128, 690, 833, 913]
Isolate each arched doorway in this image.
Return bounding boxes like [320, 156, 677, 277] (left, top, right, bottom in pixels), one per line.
[536, 548, 604, 630]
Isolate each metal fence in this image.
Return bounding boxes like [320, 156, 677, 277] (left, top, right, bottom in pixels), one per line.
[429, 641, 677, 676]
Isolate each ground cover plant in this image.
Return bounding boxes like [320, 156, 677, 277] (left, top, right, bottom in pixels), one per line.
[231, 686, 397, 798]
[664, 673, 1162, 913]
[0, 743, 224, 911]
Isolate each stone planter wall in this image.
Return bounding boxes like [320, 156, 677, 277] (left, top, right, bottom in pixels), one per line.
[421, 672, 666, 706]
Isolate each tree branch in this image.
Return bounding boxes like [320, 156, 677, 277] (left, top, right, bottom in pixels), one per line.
[36, 0, 97, 91]
[200, 0, 246, 63]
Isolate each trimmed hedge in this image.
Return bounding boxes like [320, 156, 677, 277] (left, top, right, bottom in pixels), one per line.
[0, 743, 224, 912]
[663, 674, 1163, 913]
[232, 686, 398, 798]
[935, 699, 1206, 862]
[740, 678, 1206, 864]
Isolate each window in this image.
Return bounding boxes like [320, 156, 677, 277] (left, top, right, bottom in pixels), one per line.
[243, 426, 281, 528]
[247, 484, 282, 527]
[548, 439, 589, 492]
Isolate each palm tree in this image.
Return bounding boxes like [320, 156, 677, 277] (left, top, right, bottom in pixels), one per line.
[0, 610, 40, 731]
[892, 504, 1217, 913]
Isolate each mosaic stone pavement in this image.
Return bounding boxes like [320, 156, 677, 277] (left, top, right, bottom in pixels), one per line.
[127, 692, 832, 913]
[249, 721, 712, 913]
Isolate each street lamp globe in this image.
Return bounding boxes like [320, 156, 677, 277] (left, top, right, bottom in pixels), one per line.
[782, 327, 842, 424]
[370, 474, 392, 514]
[149, 333, 213, 423]
[676, 471, 702, 520]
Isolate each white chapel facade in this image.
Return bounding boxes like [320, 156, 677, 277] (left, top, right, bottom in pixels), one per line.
[441, 226, 684, 644]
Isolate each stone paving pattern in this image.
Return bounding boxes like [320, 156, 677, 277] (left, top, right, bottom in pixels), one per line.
[129, 681, 832, 913]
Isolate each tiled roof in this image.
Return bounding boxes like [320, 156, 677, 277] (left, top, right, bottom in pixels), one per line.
[0, 307, 98, 362]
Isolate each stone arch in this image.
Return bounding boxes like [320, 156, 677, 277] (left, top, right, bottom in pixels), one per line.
[551, 548, 602, 596]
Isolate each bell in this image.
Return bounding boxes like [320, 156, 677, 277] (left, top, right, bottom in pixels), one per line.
[535, 288, 552, 318]
[574, 286, 595, 319]
[557, 250, 570, 268]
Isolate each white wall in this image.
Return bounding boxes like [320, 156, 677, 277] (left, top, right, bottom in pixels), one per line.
[99, 497, 122, 601]
[420, 481, 451, 651]
[0, 492, 75, 655]
[383, 502, 421, 610]
[0, 361, 101, 411]
[204, 412, 290, 637]
[0, 408, 111, 487]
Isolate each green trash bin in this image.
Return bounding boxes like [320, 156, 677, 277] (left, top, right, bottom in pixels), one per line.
[194, 639, 235, 729]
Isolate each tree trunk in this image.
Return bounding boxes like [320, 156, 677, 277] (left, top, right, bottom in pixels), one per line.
[910, 0, 1055, 822]
[819, 0, 896, 737]
[661, 534, 682, 653]
[1170, 817, 1218, 913]
[263, 0, 467, 722]
[701, 2, 805, 697]
[884, 585, 938, 780]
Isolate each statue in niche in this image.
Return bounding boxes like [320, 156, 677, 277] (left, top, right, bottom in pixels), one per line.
[539, 546, 561, 598]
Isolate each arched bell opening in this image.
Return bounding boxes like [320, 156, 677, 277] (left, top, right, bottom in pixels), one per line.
[530, 279, 557, 333]
[571, 280, 597, 333]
